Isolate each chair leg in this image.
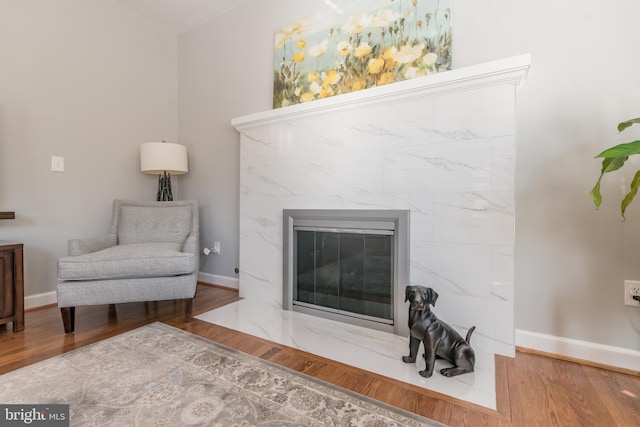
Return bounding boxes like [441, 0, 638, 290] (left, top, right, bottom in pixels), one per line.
[60, 307, 75, 333]
[184, 299, 193, 323]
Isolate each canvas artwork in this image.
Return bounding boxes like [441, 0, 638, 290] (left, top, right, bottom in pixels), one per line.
[273, 0, 452, 109]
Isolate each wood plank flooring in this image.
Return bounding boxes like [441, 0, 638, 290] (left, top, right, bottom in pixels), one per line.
[1, 284, 638, 426]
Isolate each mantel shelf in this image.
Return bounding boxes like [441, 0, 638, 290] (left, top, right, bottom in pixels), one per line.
[232, 54, 531, 131]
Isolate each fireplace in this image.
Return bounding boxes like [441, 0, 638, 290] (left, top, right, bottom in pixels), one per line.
[232, 55, 530, 356]
[283, 209, 409, 333]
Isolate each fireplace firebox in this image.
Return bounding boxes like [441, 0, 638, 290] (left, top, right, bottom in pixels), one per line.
[283, 209, 409, 333]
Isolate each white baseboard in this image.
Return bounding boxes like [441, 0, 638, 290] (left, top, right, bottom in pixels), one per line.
[198, 272, 239, 290]
[516, 329, 640, 372]
[25, 291, 57, 310]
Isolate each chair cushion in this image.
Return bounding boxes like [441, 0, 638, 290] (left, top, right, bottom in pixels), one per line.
[117, 205, 192, 245]
[58, 243, 196, 281]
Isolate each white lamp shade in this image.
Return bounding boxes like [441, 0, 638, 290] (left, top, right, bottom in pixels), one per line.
[140, 142, 188, 175]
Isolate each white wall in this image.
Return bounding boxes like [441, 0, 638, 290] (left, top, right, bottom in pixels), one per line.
[0, 0, 178, 298]
[454, 0, 640, 351]
[179, 0, 640, 355]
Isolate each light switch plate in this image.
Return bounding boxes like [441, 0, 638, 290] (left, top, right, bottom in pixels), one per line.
[51, 156, 64, 172]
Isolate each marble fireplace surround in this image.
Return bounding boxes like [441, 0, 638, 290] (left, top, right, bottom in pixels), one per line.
[232, 55, 530, 358]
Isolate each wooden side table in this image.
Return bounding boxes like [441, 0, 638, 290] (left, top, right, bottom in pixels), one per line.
[0, 242, 24, 332]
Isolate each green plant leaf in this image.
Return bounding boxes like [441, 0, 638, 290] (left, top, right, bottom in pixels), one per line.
[601, 155, 629, 173]
[590, 156, 629, 208]
[621, 169, 640, 219]
[595, 140, 640, 159]
[590, 179, 603, 208]
[618, 117, 640, 132]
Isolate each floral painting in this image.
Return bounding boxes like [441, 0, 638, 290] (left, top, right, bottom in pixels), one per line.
[273, 0, 452, 108]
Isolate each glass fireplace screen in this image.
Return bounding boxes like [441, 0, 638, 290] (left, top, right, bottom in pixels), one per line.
[293, 227, 394, 324]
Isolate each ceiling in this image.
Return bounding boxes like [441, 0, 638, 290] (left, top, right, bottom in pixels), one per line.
[114, 0, 247, 34]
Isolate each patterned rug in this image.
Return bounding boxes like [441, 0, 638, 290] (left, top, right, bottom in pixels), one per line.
[0, 323, 444, 426]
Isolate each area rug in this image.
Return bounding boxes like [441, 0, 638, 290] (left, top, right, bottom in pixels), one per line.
[0, 323, 444, 426]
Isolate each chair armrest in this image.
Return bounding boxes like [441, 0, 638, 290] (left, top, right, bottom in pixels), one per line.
[182, 232, 198, 255]
[68, 234, 117, 256]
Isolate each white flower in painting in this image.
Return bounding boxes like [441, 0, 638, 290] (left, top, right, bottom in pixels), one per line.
[392, 43, 424, 64]
[342, 12, 372, 34]
[404, 67, 426, 79]
[336, 40, 352, 56]
[309, 82, 322, 95]
[274, 31, 288, 50]
[371, 9, 402, 27]
[274, 20, 308, 50]
[423, 52, 438, 66]
[404, 67, 418, 79]
[308, 39, 328, 57]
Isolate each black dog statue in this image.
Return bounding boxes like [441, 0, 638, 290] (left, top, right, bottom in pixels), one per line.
[402, 285, 476, 378]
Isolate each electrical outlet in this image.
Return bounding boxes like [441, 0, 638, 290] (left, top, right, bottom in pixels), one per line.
[213, 241, 221, 254]
[51, 156, 64, 172]
[624, 280, 640, 306]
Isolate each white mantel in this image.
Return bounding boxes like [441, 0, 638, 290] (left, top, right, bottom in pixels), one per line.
[233, 54, 530, 129]
[232, 54, 530, 358]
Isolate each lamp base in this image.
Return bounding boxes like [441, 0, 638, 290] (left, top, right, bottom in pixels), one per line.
[157, 171, 173, 201]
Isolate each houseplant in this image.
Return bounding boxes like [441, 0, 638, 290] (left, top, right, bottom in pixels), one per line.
[591, 117, 640, 219]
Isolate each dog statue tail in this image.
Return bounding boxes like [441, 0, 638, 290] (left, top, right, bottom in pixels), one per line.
[466, 326, 476, 343]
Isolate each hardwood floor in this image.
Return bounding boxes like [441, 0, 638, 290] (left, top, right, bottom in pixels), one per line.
[1, 284, 638, 426]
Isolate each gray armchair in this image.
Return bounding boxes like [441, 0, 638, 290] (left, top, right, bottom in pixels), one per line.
[56, 199, 199, 333]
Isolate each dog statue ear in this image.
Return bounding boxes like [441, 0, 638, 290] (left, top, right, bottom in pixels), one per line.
[404, 285, 411, 302]
[427, 288, 439, 307]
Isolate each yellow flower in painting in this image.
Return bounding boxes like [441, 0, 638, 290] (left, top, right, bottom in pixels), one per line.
[308, 39, 328, 57]
[423, 52, 438, 66]
[319, 85, 333, 99]
[354, 42, 372, 58]
[308, 72, 320, 83]
[300, 92, 316, 102]
[294, 87, 302, 96]
[377, 72, 394, 86]
[392, 44, 424, 64]
[296, 39, 307, 49]
[383, 46, 396, 60]
[323, 70, 340, 85]
[337, 41, 352, 56]
[384, 58, 397, 71]
[382, 47, 397, 69]
[371, 9, 402, 27]
[342, 12, 372, 34]
[368, 57, 385, 75]
[292, 52, 305, 62]
[352, 79, 367, 91]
